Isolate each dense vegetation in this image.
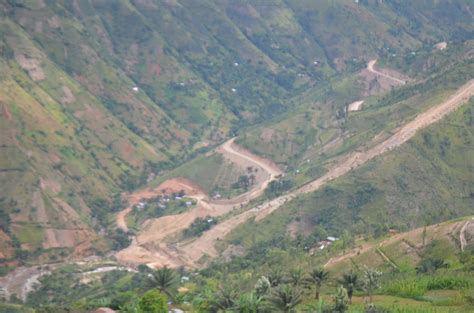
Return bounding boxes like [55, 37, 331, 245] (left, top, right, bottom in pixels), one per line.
[3, 219, 472, 312]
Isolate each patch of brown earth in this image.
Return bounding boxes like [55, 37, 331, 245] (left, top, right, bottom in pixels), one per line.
[0, 230, 13, 259]
[460, 218, 474, 251]
[53, 198, 81, 221]
[259, 128, 277, 143]
[74, 75, 104, 95]
[48, 152, 61, 164]
[286, 219, 314, 239]
[156, 177, 208, 196]
[222, 244, 245, 262]
[15, 54, 45, 81]
[73, 104, 104, 122]
[117, 140, 138, 165]
[2, 103, 12, 122]
[61, 86, 76, 104]
[42, 228, 92, 250]
[32, 190, 48, 224]
[40, 178, 62, 195]
[125, 43, 139, 72]
[47, 16, 61, 28]
[34, 20, 43, 33]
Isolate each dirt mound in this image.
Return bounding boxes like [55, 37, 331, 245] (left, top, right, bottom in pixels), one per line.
[156, 177, 207, 197]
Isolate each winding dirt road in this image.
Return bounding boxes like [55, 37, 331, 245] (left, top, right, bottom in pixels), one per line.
[367, 59, 406, 85]
[115, 138, 282, 233]
[139, 79, 474, 268]
[115, 138, 282, 267]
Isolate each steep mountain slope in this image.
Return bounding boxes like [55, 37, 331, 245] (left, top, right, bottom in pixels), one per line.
[0, 0, 473, 264]
[225, 96, 474, 256]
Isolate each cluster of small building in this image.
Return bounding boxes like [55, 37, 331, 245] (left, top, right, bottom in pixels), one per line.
[133, 193, 194, 211]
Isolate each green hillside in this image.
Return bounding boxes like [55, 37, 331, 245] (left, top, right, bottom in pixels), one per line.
[6, 217, 474, 312]
[1, 1, 474, 312]
[225, 96, 474, 253]
[0, 0, 473, 272]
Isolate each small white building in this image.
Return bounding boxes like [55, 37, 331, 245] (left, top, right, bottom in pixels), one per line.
[132, 87, 139, 92]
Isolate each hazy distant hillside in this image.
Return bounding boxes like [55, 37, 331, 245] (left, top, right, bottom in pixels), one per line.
[0, 0, 472, 263]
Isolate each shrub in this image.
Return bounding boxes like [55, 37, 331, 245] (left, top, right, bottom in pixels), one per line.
[138, 289, 167, 313]
[183, 216, 217, 238]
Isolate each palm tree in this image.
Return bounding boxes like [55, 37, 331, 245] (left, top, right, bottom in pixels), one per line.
[212, 284, 237, 311]
[288, 268, 304, 287]
[267, 269, 284, 287]
[338, 271, 358, 304]
[265, 284, 302, 313]
[149, 265, 179, 300]
[234, 292, 262, 313]
[306, 268, 329, 299]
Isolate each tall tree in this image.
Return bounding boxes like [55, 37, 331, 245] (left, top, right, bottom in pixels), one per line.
[338, 271, 358, 304]
[288, 268, 304, 287]
[306, 268, 329, 299]
[148, 266, 179, 300]
[267, 269, 284, 287]
[212, 284, 238, 311]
